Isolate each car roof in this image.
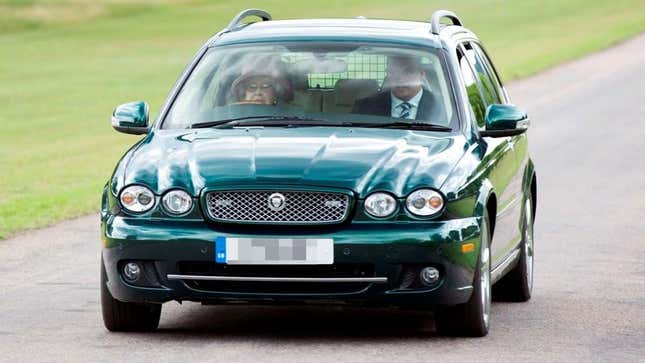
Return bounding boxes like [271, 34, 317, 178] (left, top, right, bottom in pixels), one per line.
[210, 18, 453, 48]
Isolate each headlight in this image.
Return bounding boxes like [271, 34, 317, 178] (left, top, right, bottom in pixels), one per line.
[162, 189, 193, 215]
[364, 192, 397, 218]
[405, 189, 444, 217]
[120, 185, 155, 213]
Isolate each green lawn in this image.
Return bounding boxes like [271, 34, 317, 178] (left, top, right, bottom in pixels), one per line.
[0, 0, 643, 239]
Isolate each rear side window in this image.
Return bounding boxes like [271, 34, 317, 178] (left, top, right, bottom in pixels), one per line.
[462, 42, 500, 105]
[471, 42, 506, 103]
[457, 47, 486, 128]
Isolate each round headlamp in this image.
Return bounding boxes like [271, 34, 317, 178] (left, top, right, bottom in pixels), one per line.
[364, 192, 397, 218]
[405, 189, 444, 217]
[120, 185, 155, 213]
[162, 190, 193, 215]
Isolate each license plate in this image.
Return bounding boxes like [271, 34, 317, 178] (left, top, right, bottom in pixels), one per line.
[215, 237, 334, 265]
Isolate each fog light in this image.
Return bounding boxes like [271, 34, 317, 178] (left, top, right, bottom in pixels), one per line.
[420, 267, 440, 286]
[123, 262, 141, 282]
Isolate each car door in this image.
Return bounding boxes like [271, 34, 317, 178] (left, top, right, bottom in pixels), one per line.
[472, 41, 529, 265]
[457, 41, 524, 268]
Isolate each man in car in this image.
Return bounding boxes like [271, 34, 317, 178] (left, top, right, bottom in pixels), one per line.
[352, 56, 434, 120]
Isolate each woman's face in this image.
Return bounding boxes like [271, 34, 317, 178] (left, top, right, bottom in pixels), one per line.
[243, 76, 276, 104]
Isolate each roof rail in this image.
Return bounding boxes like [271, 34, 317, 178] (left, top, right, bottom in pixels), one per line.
[430, 10, 462, 35]
[226, 9, 272, 31]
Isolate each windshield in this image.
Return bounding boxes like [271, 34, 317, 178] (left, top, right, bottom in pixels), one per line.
[162, 42, 458, 130]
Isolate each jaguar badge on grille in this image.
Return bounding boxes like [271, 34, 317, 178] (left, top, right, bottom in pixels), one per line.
[268, 193, 286, 211]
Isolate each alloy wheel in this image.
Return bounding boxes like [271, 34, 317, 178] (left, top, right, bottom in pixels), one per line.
[480, 219, 491, 328]
[524, 199, 534, 292]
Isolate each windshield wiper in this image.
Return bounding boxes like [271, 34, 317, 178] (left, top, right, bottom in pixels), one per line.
[360, 121, 452, 132]
[191, 117, 451, 131]
[191, 116, 350, 129]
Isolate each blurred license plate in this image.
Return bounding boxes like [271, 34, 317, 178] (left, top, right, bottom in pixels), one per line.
[215, 237, 333, 265]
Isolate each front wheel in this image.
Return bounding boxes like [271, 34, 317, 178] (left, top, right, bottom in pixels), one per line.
[435, 210, 492, 337]
[101, 258, 161, 332]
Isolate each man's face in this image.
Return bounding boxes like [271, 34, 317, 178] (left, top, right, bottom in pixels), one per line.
[243, 75, 277, 104]
[387, 58, 425, 101]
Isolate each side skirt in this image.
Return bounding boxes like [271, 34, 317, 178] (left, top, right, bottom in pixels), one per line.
[491, 248, 521, 284]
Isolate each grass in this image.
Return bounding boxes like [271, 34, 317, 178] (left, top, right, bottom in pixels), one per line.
[0, 0, 643, 239]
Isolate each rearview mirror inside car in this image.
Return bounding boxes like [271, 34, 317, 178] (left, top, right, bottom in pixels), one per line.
[480, 104, 529, 137]
[111, 101, 150, 135]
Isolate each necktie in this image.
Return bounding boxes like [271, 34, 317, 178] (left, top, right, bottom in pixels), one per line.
[398, 102, 412, 119]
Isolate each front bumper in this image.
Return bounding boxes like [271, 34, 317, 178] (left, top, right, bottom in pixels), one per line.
[102, 216, 481, 307]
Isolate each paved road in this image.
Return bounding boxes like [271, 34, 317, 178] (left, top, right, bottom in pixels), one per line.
[2, 34, 645, 363]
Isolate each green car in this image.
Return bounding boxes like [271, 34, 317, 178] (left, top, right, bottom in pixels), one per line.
[101, 9, 536, 337]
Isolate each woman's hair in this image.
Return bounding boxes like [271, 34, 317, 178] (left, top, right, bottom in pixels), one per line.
[230, 54, 294, 103]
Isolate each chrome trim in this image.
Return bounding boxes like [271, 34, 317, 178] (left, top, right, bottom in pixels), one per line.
[491, 248, 521, 283]
[455, 285, 474, 291]
[497, 195, 521, 218]
[167, 274, 387, 283]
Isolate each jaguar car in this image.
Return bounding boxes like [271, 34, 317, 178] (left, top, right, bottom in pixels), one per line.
[101, 9, 537, 337]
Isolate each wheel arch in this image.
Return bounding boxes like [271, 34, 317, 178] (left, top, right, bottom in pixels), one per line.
[486, 193, 497, 240]
[530, 172, 537, 224]
[475, 179, 497, 241]
[523, 157, 537, 224]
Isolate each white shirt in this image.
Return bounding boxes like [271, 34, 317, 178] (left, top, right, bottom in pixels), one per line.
[391, 89, 423, 119]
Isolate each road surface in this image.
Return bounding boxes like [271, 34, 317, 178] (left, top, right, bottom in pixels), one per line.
[1, 33, 644, 362]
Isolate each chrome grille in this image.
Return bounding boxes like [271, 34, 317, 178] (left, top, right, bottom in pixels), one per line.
[205, 191, 350, 224]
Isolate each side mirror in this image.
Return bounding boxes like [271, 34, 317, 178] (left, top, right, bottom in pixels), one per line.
[480, 104, 529, 137]
[111, 101, 150, 135]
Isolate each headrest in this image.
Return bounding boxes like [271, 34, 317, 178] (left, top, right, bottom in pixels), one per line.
[334, 79, 380, 105]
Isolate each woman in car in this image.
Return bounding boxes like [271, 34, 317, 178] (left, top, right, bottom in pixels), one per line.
[231, 71, 293, 105]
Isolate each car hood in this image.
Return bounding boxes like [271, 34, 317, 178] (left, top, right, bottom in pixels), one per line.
[114, 127, 469, 198]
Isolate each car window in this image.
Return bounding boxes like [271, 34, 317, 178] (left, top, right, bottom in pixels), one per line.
[457, 46, 486, 128]
[471, 42, 506, 103]
[302, 53, 388, 89]
[462, 42, 500, 105]
[162, 42, 458, 130]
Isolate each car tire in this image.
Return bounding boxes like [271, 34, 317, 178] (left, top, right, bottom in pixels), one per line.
[492, 193, 534, 302]
[435, 209, 491, 337]
[101, 257, 161, 332]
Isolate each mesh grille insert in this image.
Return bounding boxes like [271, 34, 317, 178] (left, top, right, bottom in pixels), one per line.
[205, 190, 350, 224]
